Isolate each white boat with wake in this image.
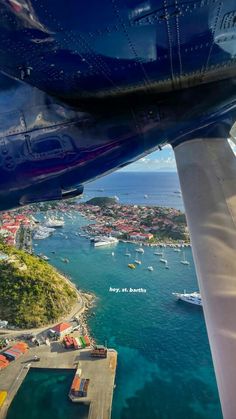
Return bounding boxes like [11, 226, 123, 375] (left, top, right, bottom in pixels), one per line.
[172, 291, 202, 306]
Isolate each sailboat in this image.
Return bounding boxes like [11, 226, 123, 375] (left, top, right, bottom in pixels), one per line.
[160, 250, 167, 264]
[134, 251, 142, 265]
[125, 248, 131, 257]
[181, 252, 190, 265]
[154, 250, 163, 256]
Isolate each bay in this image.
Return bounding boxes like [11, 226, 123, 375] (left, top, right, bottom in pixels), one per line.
[7, 172, 222, 419]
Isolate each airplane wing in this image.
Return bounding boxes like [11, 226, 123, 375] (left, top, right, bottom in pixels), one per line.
[0, 0, 235, 102]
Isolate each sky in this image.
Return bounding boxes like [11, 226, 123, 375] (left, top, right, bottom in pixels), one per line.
[120, 144, 177, 172]
[121, 139, 236, 172]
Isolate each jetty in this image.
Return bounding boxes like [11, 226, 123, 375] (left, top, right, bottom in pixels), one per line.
[0, 341, 117, 419]
[69, 348, 117, 419]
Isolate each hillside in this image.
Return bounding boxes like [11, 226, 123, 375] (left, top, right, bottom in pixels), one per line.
[0, 244, 77, 328]
[85, 196, 117, 206]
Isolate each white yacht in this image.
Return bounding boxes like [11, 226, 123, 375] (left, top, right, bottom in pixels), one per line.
[181, 252, 190, 265]
[134, 260, 142, 265]
[172, 291, 202, 306]
[154, 251, 163, 256]
[94, 236, 118, 247]
[147, 266, 154, 271]
[160, 258, 168, 264]
[45, 217, 64, 228]
[135, 248, 144, 254]
[40, 254, 50, 261]
[34, 225, 55, 239]
[173, 248, 181, 252]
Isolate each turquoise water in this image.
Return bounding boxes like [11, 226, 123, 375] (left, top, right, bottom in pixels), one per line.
[7, 212, 222, 419]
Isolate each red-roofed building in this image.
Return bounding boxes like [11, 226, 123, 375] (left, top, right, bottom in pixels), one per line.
[129, 232, 153, 241]
[51, 322, 72, 337]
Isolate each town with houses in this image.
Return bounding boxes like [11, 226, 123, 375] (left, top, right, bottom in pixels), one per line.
[0, 198, 189, 249]
[79, 200, 189, 245]
[0, 198, 190, 417]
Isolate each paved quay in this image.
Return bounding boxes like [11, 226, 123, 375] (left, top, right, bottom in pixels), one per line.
[71, 349, 117, 419]
[0, 343, 117, 419]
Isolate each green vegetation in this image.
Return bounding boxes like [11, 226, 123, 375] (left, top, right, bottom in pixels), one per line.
[0, 244, 77, 328]
[85, 196, 117, 207]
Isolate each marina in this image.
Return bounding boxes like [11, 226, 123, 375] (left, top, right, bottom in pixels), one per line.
[1, 340, 117, 419]
[30, 211, 220, 419]
[0, 187, 221, 419]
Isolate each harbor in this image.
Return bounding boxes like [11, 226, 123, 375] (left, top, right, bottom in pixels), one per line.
[0, 173, 222, 419]
[0, 327, 117, 419]
[69, 348, 117, 419]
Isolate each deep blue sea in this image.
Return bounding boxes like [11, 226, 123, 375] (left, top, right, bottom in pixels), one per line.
[7, 172, 222, 419]
[82, 171, 184, 210]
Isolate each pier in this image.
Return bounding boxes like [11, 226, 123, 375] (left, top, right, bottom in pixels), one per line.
[70, 349, 117, 419]
[0, 343, 117, 419]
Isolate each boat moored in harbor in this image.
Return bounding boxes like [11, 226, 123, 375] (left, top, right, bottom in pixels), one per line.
[45, 218, 64, 228]
[181, 252, 190, 265]
[135, 248, 144, 254]
[94, 236, 118, 247]
[172, 291, 202, 306]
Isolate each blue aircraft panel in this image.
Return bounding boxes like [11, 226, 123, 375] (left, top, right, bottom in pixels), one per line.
[0, 0, 235, 99]
[0, 0, 235, 210]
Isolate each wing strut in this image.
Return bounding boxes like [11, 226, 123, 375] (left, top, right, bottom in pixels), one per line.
[174, 138, 236, 419]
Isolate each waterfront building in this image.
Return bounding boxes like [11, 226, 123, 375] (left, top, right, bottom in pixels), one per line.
[129, 233, 154, 241]
[51, 322, 73, 338]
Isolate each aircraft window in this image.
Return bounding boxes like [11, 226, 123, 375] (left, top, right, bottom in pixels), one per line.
[31, 138, 62, 154]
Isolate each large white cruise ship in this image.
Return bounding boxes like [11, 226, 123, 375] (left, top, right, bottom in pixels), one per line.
[45, 218, 64, 228]
[93, 236, 118, 247]
[172, 291, 202, 306]
[34, 226, 55, 240]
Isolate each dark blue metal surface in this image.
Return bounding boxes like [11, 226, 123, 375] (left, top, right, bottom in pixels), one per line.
[0, 0, 235, 209]
[0, 0, 235, 99]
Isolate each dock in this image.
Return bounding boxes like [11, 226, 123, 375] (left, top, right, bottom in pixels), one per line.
[0, 343, 117, 419]
[70, 348, 117, 419]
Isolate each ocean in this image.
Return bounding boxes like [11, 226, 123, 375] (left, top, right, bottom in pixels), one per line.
[82, 171, 184, 210]
[7, 172, 222, 419]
